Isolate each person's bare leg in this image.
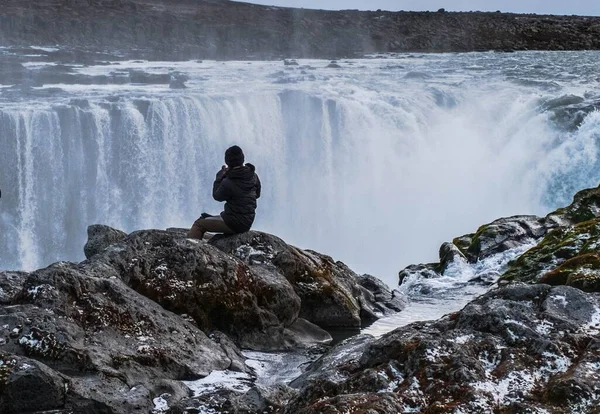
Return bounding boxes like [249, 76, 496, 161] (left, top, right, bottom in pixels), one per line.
[188, 216, 234, 239]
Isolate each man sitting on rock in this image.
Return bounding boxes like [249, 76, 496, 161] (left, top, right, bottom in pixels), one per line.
[188, 145, 261, 240]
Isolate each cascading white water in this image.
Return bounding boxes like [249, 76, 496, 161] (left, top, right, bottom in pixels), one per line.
[1, 52, 599, 286]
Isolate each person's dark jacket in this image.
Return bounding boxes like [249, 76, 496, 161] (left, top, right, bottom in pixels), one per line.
[213, 163, 261, 233]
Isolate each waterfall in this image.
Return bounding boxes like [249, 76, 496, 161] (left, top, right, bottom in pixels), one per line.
[1, 81, 599, 285]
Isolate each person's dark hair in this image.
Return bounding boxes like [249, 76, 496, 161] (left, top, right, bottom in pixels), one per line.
[225, 145, 245, 168]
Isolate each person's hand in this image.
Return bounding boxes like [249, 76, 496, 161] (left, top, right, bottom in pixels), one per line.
[216, 165, 228, 179]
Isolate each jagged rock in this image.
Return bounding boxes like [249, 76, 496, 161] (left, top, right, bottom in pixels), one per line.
[397, 213, 564, 288]
[356, 274, 406, 321]
[500, 185, 600, 291]
[88, 229, 311, 350]
[502, 218, 600, 291]
[84, 224, 127, 259]
[286, 284, 600, 413]
[0, 261, 232, 414]
[0, 355, 67, 413]
[398, 263, 440, 286]
[551, 183, 600, 223]
[171, 383, 299, 414]
[439, 241, 467, 273]
[464, 215, 550, 261]
[0, 271, 28, 304]
[210, 231, 400, 330]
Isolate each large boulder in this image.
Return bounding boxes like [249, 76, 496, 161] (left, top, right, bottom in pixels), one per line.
[209, 231, 403, 331]
[0, 261, 233, 414]
[87, 229, 329, 350]
[459, 215, 551, 262]
[285, 284, 600, 413]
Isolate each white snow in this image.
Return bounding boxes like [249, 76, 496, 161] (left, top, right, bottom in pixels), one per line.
[137, 345, 152, 353]
[452, 334, 475, 345]
[152, 394, 170, 414]
[183, 370, 253, 397]
[18, 334, 40, 348]
[535, 319, 555, 335]
[27, 284, 53, 299]
[583, 306, 600, 333]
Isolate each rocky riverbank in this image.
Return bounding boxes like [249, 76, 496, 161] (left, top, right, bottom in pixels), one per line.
[1, 0, 600, 61]
[1, 183, 600, 413]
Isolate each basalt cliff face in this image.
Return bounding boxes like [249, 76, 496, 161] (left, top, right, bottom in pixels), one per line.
[1, 0, 600, 60]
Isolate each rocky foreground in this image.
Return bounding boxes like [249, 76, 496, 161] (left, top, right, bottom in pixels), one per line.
[0, 224, 403, 413]
[1, 0, 600, 60]
[1, 185, 600, 413]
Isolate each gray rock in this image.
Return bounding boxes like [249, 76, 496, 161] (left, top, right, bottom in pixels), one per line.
[83, 224, 127, 259]
[89, 229, 304, 350]
[0, 260, 231, 414]
[439, 241, 467, 273]
[286, 284, 600, 412]
[0, 355, 66, 414]
[210, 231, 395, 331]
[466, 215, 550, 261]
[356, 274, 406, 320]
[0, 271, 28, 304]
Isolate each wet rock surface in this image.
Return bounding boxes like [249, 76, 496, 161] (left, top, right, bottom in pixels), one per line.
[399, 185, 600, 292]
[286, 284, 600, 413]
[210, 231, 403, 329]
[0, 225, 401, 412]
[1, 0, 600, 61]
[0, 260, 232, 413]
[4, 183, 600, 412]
[502, 185, 600, 292]
[88, 229, 330, 350]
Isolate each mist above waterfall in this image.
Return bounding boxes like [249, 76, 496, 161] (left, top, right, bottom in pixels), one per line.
[1, 51, 600, 286]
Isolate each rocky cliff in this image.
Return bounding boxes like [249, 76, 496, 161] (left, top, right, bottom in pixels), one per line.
[1, 0, 600, 60]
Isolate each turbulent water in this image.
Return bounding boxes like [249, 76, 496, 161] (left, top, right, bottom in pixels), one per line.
[1, 50, 600, 289]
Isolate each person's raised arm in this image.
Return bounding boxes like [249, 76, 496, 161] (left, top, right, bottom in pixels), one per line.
[213, 166, 231, 202]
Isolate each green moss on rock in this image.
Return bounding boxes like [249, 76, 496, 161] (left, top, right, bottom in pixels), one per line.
[501, 218, 600, 289]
